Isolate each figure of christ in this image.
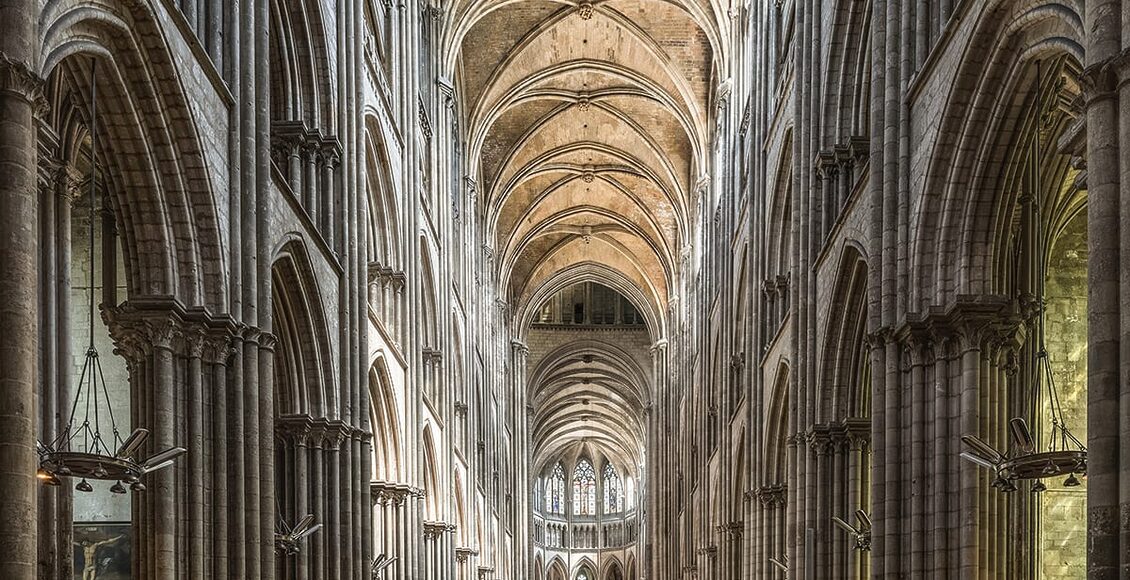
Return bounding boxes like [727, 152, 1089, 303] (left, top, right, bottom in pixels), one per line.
[75, 534, 124, 580]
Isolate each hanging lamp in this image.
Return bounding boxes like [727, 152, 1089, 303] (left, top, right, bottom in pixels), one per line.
[275, 513, 323, 556]
[768, 555, 789, 579]
[36, 58, 186, 494]
[832, 509, 872, 552]
[959, 60, 1087, 491]
[371, 554, 398, 579]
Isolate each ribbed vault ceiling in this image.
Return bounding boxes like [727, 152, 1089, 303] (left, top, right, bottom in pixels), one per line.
[527, 340, 651, 470]
[450, 0, 721, 481]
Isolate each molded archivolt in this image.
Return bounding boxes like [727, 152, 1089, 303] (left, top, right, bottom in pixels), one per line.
[269, 0, 337, 128]
[820, 0, 871, 140]
[39, 2, 226, 308]
[764, 362, 789, 479]
[369, 356, 403, 481]
[422, 426, 440, 520]
[547, 557, 568, 580]
[273, 239, 337, 417]
[818, 245, 869, 420]
[911, 0, 1084, 305]
[600, 558, 624, 580]
[365, 116, 402, 270]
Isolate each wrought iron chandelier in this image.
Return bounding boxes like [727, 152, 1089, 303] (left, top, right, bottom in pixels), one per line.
[768, 555, 789, 578]
[371, 554, 397, 579]
[36, 59, 185, 494]
[832, 509, 872, 552]
[275, 514, 323, 556]
[959, 60, 1086, 493]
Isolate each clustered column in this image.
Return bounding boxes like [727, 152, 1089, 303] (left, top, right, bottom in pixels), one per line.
[270, 123, 342, 247]
[102, 299, 282, 580]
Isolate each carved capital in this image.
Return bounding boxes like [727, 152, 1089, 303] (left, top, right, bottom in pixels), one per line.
[0, 54, 48, 117]
[204, 324, 238, 365]
[842, 417, 871, 450]
[814, 150, 839, 179]
[864, 326, 893, 352]
[276, 415, 314, 445]
[754, 483, 786, 508]
[1080, 58, 1121, 105]
[185, 325, 208, 359]
[258, 332, 279, 353]
[807, 425, 833, 456]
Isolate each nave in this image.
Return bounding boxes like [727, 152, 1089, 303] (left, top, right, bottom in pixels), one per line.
[1, 0, 1130, 579]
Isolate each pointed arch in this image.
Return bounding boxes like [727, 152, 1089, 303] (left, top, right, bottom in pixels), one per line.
[602, 558, 624, 580]
[365, 114, 402, 269]
[422, 425, 440, 519]
[602, 462, 623, 514]
[40, 10, 227, 308]
[418, 237, 440, 349]
[573, 558, 597, 580]
[368, 355, 403, 481]
[273, 238, 336, 417]
[532, 554, 545, 580]
[454, 470, 468, 545]
[819, 243, 870, 420]
[913, 1, 1084, 304]
[547, 557, 568, 580]
[765, 361, 790, 479]
[544, 462, 566, 515]
[268, 0, 335, 127]
[573, 457, 597, 516]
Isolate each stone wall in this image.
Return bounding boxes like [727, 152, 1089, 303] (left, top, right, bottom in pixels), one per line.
[1039, 210, 1088, 580]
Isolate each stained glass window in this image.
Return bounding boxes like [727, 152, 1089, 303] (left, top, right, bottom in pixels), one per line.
[603, 463, 622, 513]
[545, 463, 565, 514]
[573, 459, 596, 515]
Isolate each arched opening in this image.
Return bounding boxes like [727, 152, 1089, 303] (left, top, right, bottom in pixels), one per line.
[368, 357, 402, 482]
[547, 558, 568, 580]
[572, 458, 596, 516]
[761, 363, 790, 578]
[422, 428, 440, 520]
[35, 32, 225, 575]
[819, 246, 872, 578]
[532, 281, 646, 327]
[271, 240, 337, 580]
[268, 0, 340, 240]
[603, 560, 624, 580]
[272, 241, 335, 417]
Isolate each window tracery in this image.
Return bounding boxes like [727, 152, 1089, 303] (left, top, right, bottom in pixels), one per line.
[573, 459, 596, 515]
[603, 463, 622, 513]
[545, 462, 565, 515]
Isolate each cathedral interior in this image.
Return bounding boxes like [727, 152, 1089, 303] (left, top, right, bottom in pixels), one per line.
[1, 0, 1129, 578]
